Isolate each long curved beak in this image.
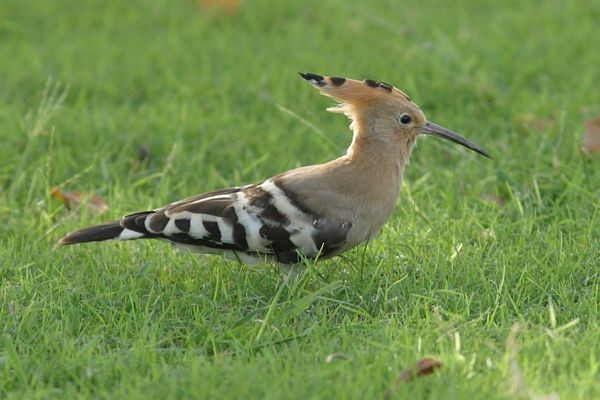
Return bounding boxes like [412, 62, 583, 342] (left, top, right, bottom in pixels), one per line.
[421, 121, 491, 159]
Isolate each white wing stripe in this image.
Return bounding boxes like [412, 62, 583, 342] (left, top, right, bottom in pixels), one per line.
[118, 229, 145, 240]
[190, 194, 234, 205]
[235, 192, 271, 252]
[260, 179, 318, 254]
[162, 218, 179, 236]
[167, 211, 211, 238]
[217, 218, 233, 243]
[260, 180, 306, 225]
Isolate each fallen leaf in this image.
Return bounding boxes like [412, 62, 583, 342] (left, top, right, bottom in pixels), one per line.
[51, 188, 108, 215]
[398, 357, 443, 382]
[582, 117, 600, 153]
[199, 0, 240, 14]
[386, 358, 443, 399]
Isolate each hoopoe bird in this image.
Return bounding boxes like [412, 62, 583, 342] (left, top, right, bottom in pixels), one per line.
[59, 73, 490, 265]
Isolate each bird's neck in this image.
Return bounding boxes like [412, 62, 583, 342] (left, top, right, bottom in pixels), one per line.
[345, 131, 416, 173]
[337, 130, 417, 212]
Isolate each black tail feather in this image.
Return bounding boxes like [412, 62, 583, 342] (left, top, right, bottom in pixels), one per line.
[58, 221, 124, 245]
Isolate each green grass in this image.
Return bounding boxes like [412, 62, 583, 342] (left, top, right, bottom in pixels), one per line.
[1, 0, 599, 398]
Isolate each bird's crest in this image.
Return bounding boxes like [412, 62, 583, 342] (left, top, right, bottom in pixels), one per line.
[298, 72, 421, 146]
[298, 72, 411, 114]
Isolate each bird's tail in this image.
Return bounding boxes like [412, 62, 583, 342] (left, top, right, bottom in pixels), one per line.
[58, 212, 153, 246]
[58, 221, 126, 245]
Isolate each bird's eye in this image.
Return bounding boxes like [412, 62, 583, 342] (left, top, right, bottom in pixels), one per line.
[399, 114, 412, 125]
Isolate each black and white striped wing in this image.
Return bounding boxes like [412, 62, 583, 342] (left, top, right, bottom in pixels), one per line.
[118, 180, 352, 264]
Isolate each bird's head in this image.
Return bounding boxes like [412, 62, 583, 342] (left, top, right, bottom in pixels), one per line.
[299, 72, 490, 160]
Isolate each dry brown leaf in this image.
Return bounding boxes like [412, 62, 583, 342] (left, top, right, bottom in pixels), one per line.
[199, 0, 240, 14]
[51, 188, 108, 215]
[398, 357, 443, 382]
[386, 357, 443, 399]
[582, 117, 600, 153]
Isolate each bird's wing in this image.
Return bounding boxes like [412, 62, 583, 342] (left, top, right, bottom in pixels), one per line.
[119, 180, 353, 264]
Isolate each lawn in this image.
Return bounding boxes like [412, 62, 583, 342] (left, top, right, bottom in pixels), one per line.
[1, 0, 598, 398]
